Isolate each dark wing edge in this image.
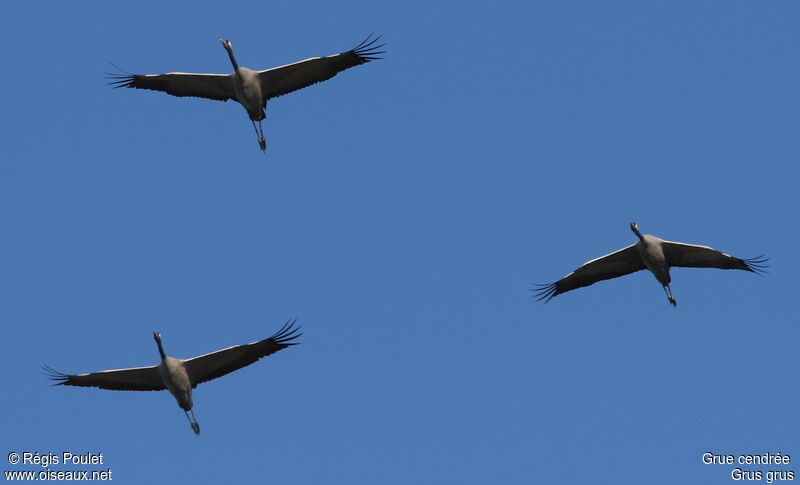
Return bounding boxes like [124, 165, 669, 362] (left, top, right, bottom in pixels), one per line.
[260, 33, 386, 100]
[531, 245, 645, 303]
[106, 64, 234, 102]
[661, 241, 769, 274]
[41, 364, 165, 391]
[185, 319, 302, 388]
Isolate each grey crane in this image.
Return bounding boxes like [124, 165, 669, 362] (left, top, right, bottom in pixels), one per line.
[533, 223, 767, 306]
[42, 320, 301, 435]
[108, 35, 385, 151]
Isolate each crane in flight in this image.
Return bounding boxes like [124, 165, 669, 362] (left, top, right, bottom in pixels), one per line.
[43, 320, 301, 435]
[534, 223, 767, 307]
[109, 35, 385, 151]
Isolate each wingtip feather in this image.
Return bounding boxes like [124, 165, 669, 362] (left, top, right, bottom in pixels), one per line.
[105, 62, 137, 88]
[271, 319, 302, 345]
[41, 364, 70, 386]
[352, 33, 386, 62]
[742, 255, 769, 274]
[531, 283, 558, 303]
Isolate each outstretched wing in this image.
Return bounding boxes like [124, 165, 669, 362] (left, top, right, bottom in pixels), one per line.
[183, 320, 301, 388]
[108, 70, 235, 102]
[533, 244, 645, 302]
[660, 241, 768, 273]
[258, 34, 385, 100]
[42, 364, 164, 391]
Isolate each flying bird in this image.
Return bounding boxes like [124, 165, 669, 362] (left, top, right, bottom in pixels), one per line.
[533, 223, 767, 306]
[108, 35, 385, 151]
[43, 320, 301, 435]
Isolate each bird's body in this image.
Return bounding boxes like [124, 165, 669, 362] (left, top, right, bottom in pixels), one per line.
[637, 234, 670, 285]
[633, 228, 678, 305]
[232, 67, 266, 118]
[534, 223, 767, 306]
[156, 354, 198, 433]
[158, 356, 193, 410]
[43, 321, 301, 435]
[109, 35, 385, 151]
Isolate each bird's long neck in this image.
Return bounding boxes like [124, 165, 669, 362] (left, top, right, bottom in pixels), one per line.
[225, 46, 240, 71]
[154, 336, 167, 361]
[630, 224, 644, 241]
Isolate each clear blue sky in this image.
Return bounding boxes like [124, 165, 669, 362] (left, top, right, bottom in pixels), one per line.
[2, 1, 798, 483]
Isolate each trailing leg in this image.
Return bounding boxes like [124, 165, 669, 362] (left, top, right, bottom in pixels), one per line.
[184, 409, 200, 435]
[251, 120, 266, 151]
[662, 285, 677, 307]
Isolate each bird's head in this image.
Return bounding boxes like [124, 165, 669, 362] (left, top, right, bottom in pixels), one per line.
[629, 222, 645, 240]
[219, 39, 232, 50]
[152, 331, 167, 359]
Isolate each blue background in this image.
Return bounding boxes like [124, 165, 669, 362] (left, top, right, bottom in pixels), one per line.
[2, 1, 797, 483]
